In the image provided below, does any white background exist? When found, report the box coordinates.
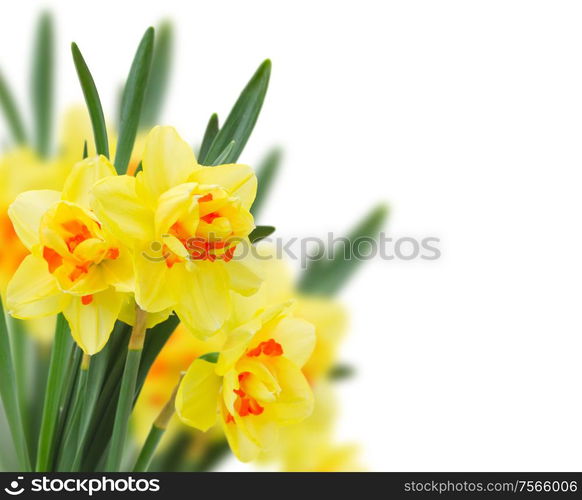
[1,0,582,471]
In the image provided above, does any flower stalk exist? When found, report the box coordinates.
[0,300,31,471]
[105,307,147,471]
[133,373,183,472]
[35,314,73,472]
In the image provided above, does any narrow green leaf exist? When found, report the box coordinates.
[198,113,219,164]
[105,348,143,471]
[210,140,235,166]
[82,140,88,159]
[0,70,27,144]
[140,21,173,129]
[252,148,282,218]
[249,225,275,243]
[328,363,355,381]
[204,59,271,165]
[56,359,89,471]
[115,27,155,174]
[0,300,31,471]
[71,326,120,471]
[7,317,33,458]
[30,12,54,157]
[133,425,165,472]
[36,314,73,472]
[298,204,389,296]
[71,43,109,157]
[198,352,219,363]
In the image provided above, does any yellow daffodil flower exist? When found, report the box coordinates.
[91,125,263,338]
[176,291,316,462]
[6,155,134,354]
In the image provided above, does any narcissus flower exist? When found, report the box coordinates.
[175,296,316,462]
[6,156,133,354]
[91,126,262,337]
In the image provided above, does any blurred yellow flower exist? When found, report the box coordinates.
[0,107,98,290]
[6,156,134,354]
[267,383,362,472]
[91,126,262,338]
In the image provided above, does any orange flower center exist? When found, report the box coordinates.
[246,339,284,358]
[166,193,238,267]
[41,218,120,288]
[233,372,264,418]
[225,339,285,423]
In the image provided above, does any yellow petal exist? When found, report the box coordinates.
[271,317,316,368]
[8,190,60,250]
[269,357,314,424]
[63,287,125,355]
[155,182,198,236]
[175,358,221,431]
[191,164,257,210]
[225,246,264,297]
[101,248,135,293]
[61,155,116,207]
[6,254,64,318]
[142,126,197,201]
[174,262,230,338]
[91,175,155,243]
[118,295,172,329]
[221,415,262,462]
[215,318,262,376]
[134,248,179,313]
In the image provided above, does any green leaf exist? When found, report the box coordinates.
[133,424,165,472]
[115,27,155,174]
[82,140,88,159]
[298,204,389,296]
[36,314,73,472]
[30,12,54,157]
[328,363,355,381]
[249,225,275,243]
[56,356,89,471]
[0,70,27,144]
[198,113,219,164]
[198,352,219,363]
[105,346,142,472]
[0,300,31,471]
[252,148,282,218]
[71,43,109,158]
[204,59,271,165]
[140,21,173,129]
[81,315,178,471]
[210,140,235,166]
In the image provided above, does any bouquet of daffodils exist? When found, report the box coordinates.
[0,14,386,472]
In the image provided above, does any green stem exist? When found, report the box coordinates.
[133,425,165,473]
[105,308,147,471]
[133,372,182,472]
[6,317,32,457]
[57,354,90,471]
[0,301,31,471]
[36,314,73,472]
